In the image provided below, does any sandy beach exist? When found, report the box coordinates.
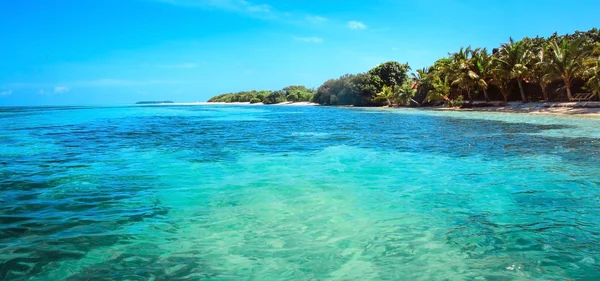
[433,102,600,117]
[138,101,320,106]
[139,101,600,117]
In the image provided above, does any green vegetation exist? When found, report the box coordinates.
[313,62,412,106]
[207,86,315,104]
[413,28,600,105]
[208,28,600,106]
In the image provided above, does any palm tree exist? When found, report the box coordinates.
[426,75,451,103]
[411,67,431,89]
[449,46,477,101]
[491,59,513,103]
[584,56,600,97]
[548,39,591,101]
[496,38,532,102]
[529,46,553,101]
[376,85,395,106]
[472,48,494,102]
[396,82,417,106]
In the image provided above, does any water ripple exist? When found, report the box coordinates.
[1,105,599,280]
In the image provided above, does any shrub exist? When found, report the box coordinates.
[446,96,464,107]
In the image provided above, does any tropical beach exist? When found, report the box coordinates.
[208,29,600,113]
[1,1,600,281]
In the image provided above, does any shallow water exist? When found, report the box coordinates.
[1,105,599,280]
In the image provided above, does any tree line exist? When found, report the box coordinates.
[208,28,600,106]
[207,86,315,104]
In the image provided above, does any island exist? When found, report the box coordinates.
[135,101,175,105]
[207,28,600,114]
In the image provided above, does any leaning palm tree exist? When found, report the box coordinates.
[471,48,494,102]
[396,81,418,106]
[376,85,395,106]
[547,38,592,101]
[530,46,553,101]
[496,38,532,102]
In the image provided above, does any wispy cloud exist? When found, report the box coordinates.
[156,0,329,25]
[7,80,183,90]
[0,90,12,96]
[54,86,69,93]
[157,63,199,69]
[293,36,323,43]
[348,20,367,30]
[37,86,69,95]
[157,0,273,17]
[305,15,327,24]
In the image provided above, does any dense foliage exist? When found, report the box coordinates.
[208,28,600,106]
[312,62,413,106]
[314,28,600,106]
[207,86,315,104]
[413,28,600,104]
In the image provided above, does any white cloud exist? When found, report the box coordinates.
[158,0,272,15]
[293,36,324,43]
[305,15,327,23]
[54,86,69,94]
[0,90,12,96]
[156,0,336,27]
[157,63,198,69]
[347,20,367,30]
[245,3,270,13]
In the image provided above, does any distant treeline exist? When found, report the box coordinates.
[207,86,315,104]
[208,28,600,107]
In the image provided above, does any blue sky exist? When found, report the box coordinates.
[1,0,598,105]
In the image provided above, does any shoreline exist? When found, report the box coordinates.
[137,101,600,117]
[137,101,320,106]
[430,102,600,117]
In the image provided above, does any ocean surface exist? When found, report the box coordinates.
[1,105,599,281]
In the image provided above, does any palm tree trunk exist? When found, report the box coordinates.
[501,88,509,104]
[517,79,527,103]
[541,84,548,101]
[565,80,573,101]
[483,88,490,102]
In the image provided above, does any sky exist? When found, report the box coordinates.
[0,0,599,106]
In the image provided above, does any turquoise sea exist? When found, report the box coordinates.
[1,105,599,280]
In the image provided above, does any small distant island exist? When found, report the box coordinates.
[208,86,315,105]
[135,101,175,105]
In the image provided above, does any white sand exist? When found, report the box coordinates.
[137,101,319,106]
[435,102,600,117]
